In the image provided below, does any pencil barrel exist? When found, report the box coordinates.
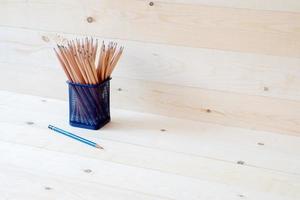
[68,78,111,130]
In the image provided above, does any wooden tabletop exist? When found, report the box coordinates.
[0,91,299,200]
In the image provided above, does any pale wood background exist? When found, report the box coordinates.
[0,0,299,135]
[2,91,300,199]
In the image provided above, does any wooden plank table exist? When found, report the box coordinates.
[0,91,299,200]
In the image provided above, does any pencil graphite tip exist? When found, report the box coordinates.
[55,37,123,84]
[95,144,104,150]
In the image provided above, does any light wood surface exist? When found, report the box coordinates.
[0,91,299,199]
[1,62,299,135]
[0,1,299,136]
[1,2,299,198]
[111,78,300,136]
[0,0,299,57]
[151,0,300,12]
[1,27,300,101]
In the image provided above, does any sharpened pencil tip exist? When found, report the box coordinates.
[95,144,104,149]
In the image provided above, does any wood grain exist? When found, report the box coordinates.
[0,63,299,135]
[0,91,300,199]
[1,27,300,101]
[0,165,166,200]
[1,91,300,174]
[0,0,299,57]
[111,77,300,135]
[2,141,297,200]
[149,0,300,12]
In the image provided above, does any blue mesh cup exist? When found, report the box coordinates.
[67,78,111,130]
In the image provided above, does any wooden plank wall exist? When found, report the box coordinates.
[0,0,299,135]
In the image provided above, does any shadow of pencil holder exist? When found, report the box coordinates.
[67,78,111,130]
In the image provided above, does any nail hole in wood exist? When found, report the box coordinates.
[41,36,50,43]
[86,16,94,23]
[26,121,34,125]
[160,129,167,132]
[44,186,52,190]
[257,142,264,146]
[237,160,245,165]
[83,169,92,173]
[263,87,269,91]
[117,88,122,91]
[206,109,211,113]
[149,1,154,6]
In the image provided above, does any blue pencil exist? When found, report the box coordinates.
[48,125,103,149]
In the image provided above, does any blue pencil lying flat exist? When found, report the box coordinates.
[48,125,103,149]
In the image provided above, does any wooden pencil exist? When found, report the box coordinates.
[54,37,123,124]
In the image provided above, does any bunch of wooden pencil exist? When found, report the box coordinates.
[53,38,123,128]
[54,38,123,84]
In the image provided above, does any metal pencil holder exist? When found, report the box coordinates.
[68,78,111,130]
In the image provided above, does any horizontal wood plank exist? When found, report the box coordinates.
[0,165,167,200]
[0,92,300,199]
[149,0,300,12]
[112,77,300,135]
[3,141,295,200]
[1,91,300,175]
[0,63,299,135]
[1,27,300,101]
[1,138,298,200]
[0,0,299,57]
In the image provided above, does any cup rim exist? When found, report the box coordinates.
[67,77,111,87]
